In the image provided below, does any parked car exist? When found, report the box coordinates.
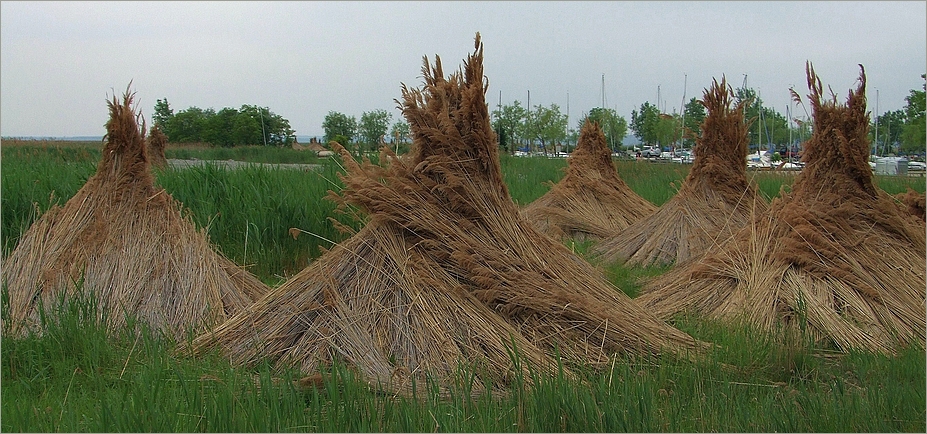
[641,146,661,158]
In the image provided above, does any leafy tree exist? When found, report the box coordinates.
[491,101,528,151]
[761,109,790,149]
[358,109,392,152]
[389,120,411,153]
[203,107,239,147]
[565,127,579,152]
[169,106,210,143]
[735,85,797,151]
[682,97,706,148]
[237,105,293,146]
[528,103,568,155]
[630,102,661,145]
[390,120,410,144]
[232,110,261,146]
[653,113,682,149]
[153,98,173,129]
[261,107,295,146]
[583,107,628,151]
[871,109,906,155]
[901,74,926,154]
[734,86,760,145]
[496,125,510,154]
[149,102,293,146]
[322,111,357,147]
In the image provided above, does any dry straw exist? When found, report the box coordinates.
[2,87,268,340]
[635,63,926,354]
[895,188,925,222]
[522,119,657,241]
[187,34,703,397]
[147,123,169,169]
[593,77,768,267]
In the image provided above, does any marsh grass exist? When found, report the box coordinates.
[165,144,324,164]
[151,161,353,284]
[2,288,923,432]
[2,144,925,432]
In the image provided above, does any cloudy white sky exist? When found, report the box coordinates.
[1,1,925,138]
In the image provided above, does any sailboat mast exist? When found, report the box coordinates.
[679,73,687,150]
[601,74,605,108]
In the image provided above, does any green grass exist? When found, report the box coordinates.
[2,143,926,432]
[2,291,923,432]
[151,161,354,285]
[165,144,324,164]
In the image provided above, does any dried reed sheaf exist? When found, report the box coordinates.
[147,123,169,169]
[187,34,702,397]
[593,77,768,267]
[895,188,925,221]
[635,63,926,354]
[2,87,268,340]
[522,119,657,241]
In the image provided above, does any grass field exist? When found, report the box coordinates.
[2,140,925,432]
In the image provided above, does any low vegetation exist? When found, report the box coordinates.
[2,140,925,432]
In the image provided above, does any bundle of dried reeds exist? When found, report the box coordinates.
[2,88,268,340]
[895,187,925,221]
[635,63,926,354]
[147,123,169,169]
[188,34,702,397]
[593,77,768,267]
[522,119,657,241]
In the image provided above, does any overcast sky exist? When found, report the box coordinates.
[2,1,925,138]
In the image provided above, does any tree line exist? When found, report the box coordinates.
[151,74,925,156]
[152,99,295,147]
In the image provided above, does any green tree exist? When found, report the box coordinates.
[389,120,410,152]
[872,109,906,155]
[735,87,757,139]
[262,108,295,146]
[153,98,173,130]
[630,102,661,145]
[203,107,238,147]
[148,102,293,146]
[762,109,790,149]
[238,105,294,146]
[583,107,628,151]
[528,103,568,155]
[682,97,705,148]
[653,113,682,149]
[231,110,261,146]
[169,106,209,143]
[322,111,358,147]
[491,101,528,151]
[901,74,926,154]
[359,109,393,152]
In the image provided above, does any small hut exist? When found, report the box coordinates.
[188,34,702,397]
[522,119,657,241]
[2,88,268,340]
[593,77,768,267]
[635,63,926,354]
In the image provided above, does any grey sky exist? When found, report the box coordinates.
[2,1,925,138]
